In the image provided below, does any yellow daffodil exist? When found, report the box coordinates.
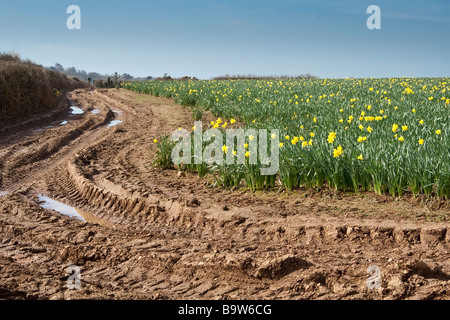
[327,131,337,144]
[333,145,344,158]
[392,124,398,133]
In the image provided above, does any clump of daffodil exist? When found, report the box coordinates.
[357,136,367,143]
[333,145,344,158]
[327,131,336,144]
[392,124,399,133]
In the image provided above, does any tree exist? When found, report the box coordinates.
[114,72,120,89]
[54,63,63,71]
[88,72,104,81]
[121,73,133,80]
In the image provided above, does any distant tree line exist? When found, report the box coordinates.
[46,63,316,85]
[46,63,153,86]
[212,74,317,80]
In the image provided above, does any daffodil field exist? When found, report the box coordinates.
[123,78,450,198]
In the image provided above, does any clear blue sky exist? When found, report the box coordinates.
[0,0,449,79]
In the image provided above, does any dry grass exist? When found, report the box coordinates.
[0,53,86,120]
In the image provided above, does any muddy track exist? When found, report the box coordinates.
[0,89,449,300]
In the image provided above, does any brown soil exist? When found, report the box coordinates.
[0,89,449,300]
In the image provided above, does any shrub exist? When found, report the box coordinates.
[0,52,85,121]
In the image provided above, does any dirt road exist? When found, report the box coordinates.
[0,89,449,300]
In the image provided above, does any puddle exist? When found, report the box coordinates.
[107,120,123,128]
[60,121,68,126]
[38,194,85,221]
[0,191,9,197]
[33,125,54,133]
[70,106,84,115]
[91,109,101,114]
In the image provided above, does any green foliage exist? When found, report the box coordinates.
[192,107,203,121]
[127,77,450,198]
[153,134,176,169]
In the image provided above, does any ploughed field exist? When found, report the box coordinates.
[0,87,449,300]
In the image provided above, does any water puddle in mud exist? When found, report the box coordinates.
[107,120,123,128]
[0,191,9,197]
[32,125,54,133]
[60,121,68,126]
[70,106,84,115]
[91,109,101,114]
[37,195,85,221]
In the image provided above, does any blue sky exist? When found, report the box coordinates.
[0,0,449,79]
